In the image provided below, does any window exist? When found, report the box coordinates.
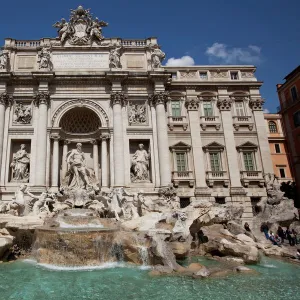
[200,72,208,79]
[231,72,239,80]
[203,101,213,116]
[210,152,221,172]
[291,86,298,101]
[171,101,181,117]
[279,168,286,178]
[235,101,245,116]
[215,197,226,204]
[275,144,281,153]
[294,111,300,128]
[268,121,277,133]
[243,152,254,171]
[176,152,187,172]
[180,197,190,208]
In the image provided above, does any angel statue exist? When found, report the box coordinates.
[109,45,123,69]
[149,44,165,69]
[53,18,72,43]
[90,17,108,43]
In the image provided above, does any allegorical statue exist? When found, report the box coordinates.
[66,143,94,189]
[38,46,51,70]
[90,17,108,43]
[149,44,165,69]
[53,18,72,44]
[10,144,30,182]
[0,51,9,71]
[131,144,151,182]
[109,45,123,69]
[13,103,32,124]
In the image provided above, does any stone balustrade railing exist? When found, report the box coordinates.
[167,116,188,131]
[240,170,264,187]
[16,40,41,48]
[206,171,229,187]
[172,170,194,187]
[121,40,147,47]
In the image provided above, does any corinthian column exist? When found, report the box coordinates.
[111,92,127,186]
[149,92,171,186]
[91,140,99,180]
[34,91,50,187]
[101,133,110,187]
[0,92,12,171]
[50,133,60,188]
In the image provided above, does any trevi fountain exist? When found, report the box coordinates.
[0,5,300,300]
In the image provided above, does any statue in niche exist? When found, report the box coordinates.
[131,144,151,182]
[10,144,30,182]
[65,143,96,190]
[149,44,165,69]
[13,103,32,124]
[38,46,51,70]
[0,51,9,71]
[109,45,123,69]
[128,102,147,125]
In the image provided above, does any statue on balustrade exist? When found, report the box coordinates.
[53,18,72,44]
[149,44,165,69]
[10,144,30,182]
[0,51,9,71]
[38,46,51,70]
[109,45,123,69]
[131,144,151,182]
[65,143,96,190]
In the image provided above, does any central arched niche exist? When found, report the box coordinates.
[59,107,101,134]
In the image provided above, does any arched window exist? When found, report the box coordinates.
[268,121,277,133]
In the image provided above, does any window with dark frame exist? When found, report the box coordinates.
[291,86,298,101]
[293,111,300,128]
[279,168,286,178]
[231,72,238,80]
[268,121,277,133]
[275,144,281,153]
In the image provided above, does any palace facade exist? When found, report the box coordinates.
[0,6,273,220]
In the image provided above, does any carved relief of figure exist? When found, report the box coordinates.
[66,143,94,189]
[150,44,165,69]
[109,45,123,69]
[13,103,32,124]
[0,51,9,71]
[38,46,51,70]
[131,144,151,182]
[128,103,147,125]
[53,18,72,43]
[10,144,30,182]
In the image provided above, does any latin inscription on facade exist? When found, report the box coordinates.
[52,53,109,69]
[17,56,36,70]
[126,54,145,69]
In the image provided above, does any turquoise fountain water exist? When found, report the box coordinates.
[0,256,300,300]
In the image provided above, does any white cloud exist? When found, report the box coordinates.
[165,56,195,67]
[206,43,262,64]
[263,108,270,113]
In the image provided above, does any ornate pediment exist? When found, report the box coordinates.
[236,141,258,150]
[203,142,225,151]
[53,6,108,46]
[169,141,191,150]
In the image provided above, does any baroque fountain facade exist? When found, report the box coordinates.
[1,6,297,270]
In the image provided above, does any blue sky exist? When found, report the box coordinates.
[1,0,300,113]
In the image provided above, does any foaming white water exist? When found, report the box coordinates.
[261,264,277,268]
[58,221,104,229]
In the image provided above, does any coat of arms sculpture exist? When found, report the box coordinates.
[53,5,108,46]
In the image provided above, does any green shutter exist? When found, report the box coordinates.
[171,101,181,117]
[203,101,213,116]
[210,152,221,172]
[243,152,254,171]
[176,153,186,172]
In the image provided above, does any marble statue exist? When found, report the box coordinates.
[149,44,165,69]
[38,46,51,70]
[264,173,285,205]
[66,143,93,189]
[53,18,71,44]
[0,51,9,71]
[10,144,30,182]
[29,191,55,216]
[13,103,32,124]
[128,102,147,125]
[109,45,123,69]
[131,144,151,182]
[53,6,108,45]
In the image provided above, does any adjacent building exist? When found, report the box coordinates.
[264,113,293,182]
[277,66,300,196]
[0,6,274,220]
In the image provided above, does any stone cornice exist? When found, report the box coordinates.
[148,72,171,83]
[106,72,129,83]
[32,72,55,82]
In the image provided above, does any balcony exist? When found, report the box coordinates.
[232,116,254,131]
[206,171,229,187]
[200,116,221,131]
[240,170,264,187]
[167,116,188,131]
[172,171,194,187]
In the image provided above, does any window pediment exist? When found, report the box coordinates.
[169,141,191,151]
[203,142,225,152]
[236,141,258,151]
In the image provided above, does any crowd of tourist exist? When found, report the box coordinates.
[261,222,300,247]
